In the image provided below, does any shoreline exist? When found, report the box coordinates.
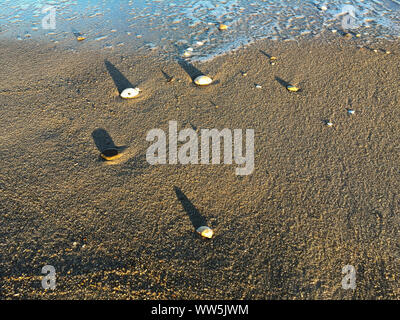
[1,36,400,299]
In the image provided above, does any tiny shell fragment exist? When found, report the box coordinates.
[196,226,214,238]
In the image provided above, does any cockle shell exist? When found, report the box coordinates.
[287,85,300,92]
[120,87,141,99]
[196,226,214,239]
[218,24,228,30]
[100,148,122,161]
[194,75,213,86]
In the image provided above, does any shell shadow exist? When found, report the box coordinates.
[176,57,220,86]
[161,69,174,82]
[259,49,273,59]
[72,31,83,38]
[104,60,135,94]
[176,57,203,81]
[275,76,290,88]
[91,128,127,160]
[174,186,207,230]
[71,27,84,39]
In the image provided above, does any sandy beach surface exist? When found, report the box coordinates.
[1,36,400,299]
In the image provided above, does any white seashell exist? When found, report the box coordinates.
[120,87,140,99]
[320,5,328,11]
[196,226,214,238]
[255,84,262,89]
[194,75,213,86]
[183,50,192,57]
[326,121,333,127]
[347,109,355,115]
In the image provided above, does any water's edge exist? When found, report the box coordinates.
[1,0,400,61]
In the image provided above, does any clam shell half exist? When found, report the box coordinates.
[120,87,141,99]
[194,75,213,86]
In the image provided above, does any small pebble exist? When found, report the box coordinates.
[344,33,353,40]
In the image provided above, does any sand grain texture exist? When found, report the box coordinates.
[1,38,400,299]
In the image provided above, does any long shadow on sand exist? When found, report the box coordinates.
[176,58,220,85]
[104,60,134,94]
[174,186,207,230]
[161,69,174,82]
[259,49,273,59]
[176,57,204,81]
[92,128,127,156]
[275,76,290,88]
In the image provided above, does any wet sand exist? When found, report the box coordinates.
[1,36,400,299]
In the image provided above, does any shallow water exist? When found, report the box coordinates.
[1,0,400,60]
